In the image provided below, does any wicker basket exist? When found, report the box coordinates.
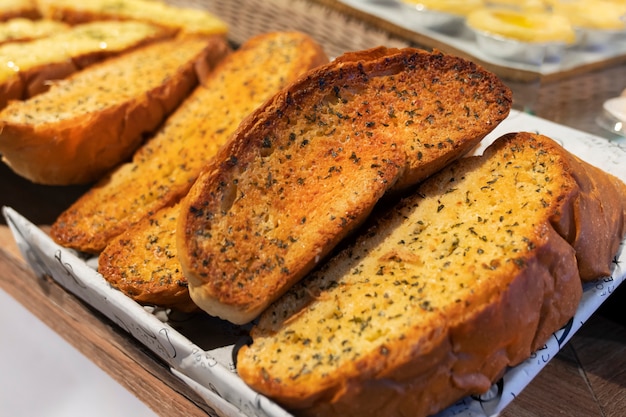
[166,0,411,58]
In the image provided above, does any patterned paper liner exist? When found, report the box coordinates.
[4,110,626,417]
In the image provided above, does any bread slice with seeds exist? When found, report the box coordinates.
[236,132,626,417]
[0,34,228,185]
[177,47,513,324]
[50,32,328,255]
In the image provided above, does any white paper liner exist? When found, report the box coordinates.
[4,110,626,417]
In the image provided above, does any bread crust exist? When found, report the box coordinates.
[177,47,512,324]
[49,32,328,255]
[236,132,626,417]
[549,148,626,280]
[0,35,228,185]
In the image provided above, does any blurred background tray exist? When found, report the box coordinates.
[326,0,626,82]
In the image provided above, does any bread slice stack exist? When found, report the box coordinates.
[85,32,329,310]
[176,46,513,325]
[236,132,626,417]
[0,34,229,185]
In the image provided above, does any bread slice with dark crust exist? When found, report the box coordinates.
[0,34,228,185]
[177,47,513,324]
[51,32,328,254]
[236,132,626,417]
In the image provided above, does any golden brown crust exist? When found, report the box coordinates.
[0,35,228,185]
[0,18,69,46]
[548,149,626,280]
[92,32,329,308]
[177,47,512,324]
[49,31,328,254]
[0,0,40,21]
[236,132,626,417]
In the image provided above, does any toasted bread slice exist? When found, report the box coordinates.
[96,33,328,309]
[0,18,69,45]
[177,47,512,324]
[237,132,626,417]
[0,20,174,108]
[37,0,228,36]
[0,0,39,21]
[50,32,328,254]
[0,35,229,185]
[97,203,198,312]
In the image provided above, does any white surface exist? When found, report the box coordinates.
[0,287,158,417]
[604,96,626,123]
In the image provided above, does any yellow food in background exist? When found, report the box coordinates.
[401,0,484,16]
[485,0,549,12]
[467,8,577,43]
[0,0,40,20]
[549,0,626,30]
[0,18,68,45]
